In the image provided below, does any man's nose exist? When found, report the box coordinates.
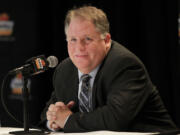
[77,40,86,51]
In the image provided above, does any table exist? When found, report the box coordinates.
[0,127,155,135]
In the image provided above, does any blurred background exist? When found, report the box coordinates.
[0,0,179,129]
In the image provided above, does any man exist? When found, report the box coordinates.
[41,6,177,133]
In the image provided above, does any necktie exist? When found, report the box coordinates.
[79,74,91,113]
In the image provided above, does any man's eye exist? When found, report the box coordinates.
[71,38,76,42]
[68,38,76,44]
[84,37,93,44]
[85,37,92,41]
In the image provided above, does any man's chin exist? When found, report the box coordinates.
[76,65,92,73]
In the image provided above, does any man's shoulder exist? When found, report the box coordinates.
[100,40,146,75]
[56,58,75,69]
[54,58,77,75]
[53,57,77,83]
[111,40,136,58]
[107,40,143,65]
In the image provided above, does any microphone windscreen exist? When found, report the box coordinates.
[47,56,58,68]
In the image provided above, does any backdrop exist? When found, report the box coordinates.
[0,0,179,128]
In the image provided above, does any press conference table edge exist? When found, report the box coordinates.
[0,127,157,135]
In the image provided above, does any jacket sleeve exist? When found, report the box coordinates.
[64,58,150,132]
[40,90,57,122]
[40,63,61,122]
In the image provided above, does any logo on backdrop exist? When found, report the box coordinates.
[9,73,31,100]
[0,12,15,42]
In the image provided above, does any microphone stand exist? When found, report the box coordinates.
[9,75,48,135]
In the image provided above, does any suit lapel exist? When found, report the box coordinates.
[68,69,79,111]
[91,62,104,110]
[91,47,111,110]
[92,82,97,110]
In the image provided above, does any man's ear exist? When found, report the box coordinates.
[104,33,111,50]
[104,33,111,44]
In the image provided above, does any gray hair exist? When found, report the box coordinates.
[64,6,110,39]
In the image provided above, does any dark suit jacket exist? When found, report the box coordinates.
[41,40,177,133]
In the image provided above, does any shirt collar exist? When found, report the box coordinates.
[78,65,101,82]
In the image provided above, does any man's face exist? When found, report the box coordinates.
[66,17,111,74]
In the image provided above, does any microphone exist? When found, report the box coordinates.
[9,55,58,76]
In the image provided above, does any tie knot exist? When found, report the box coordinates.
[81,74,91,83]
